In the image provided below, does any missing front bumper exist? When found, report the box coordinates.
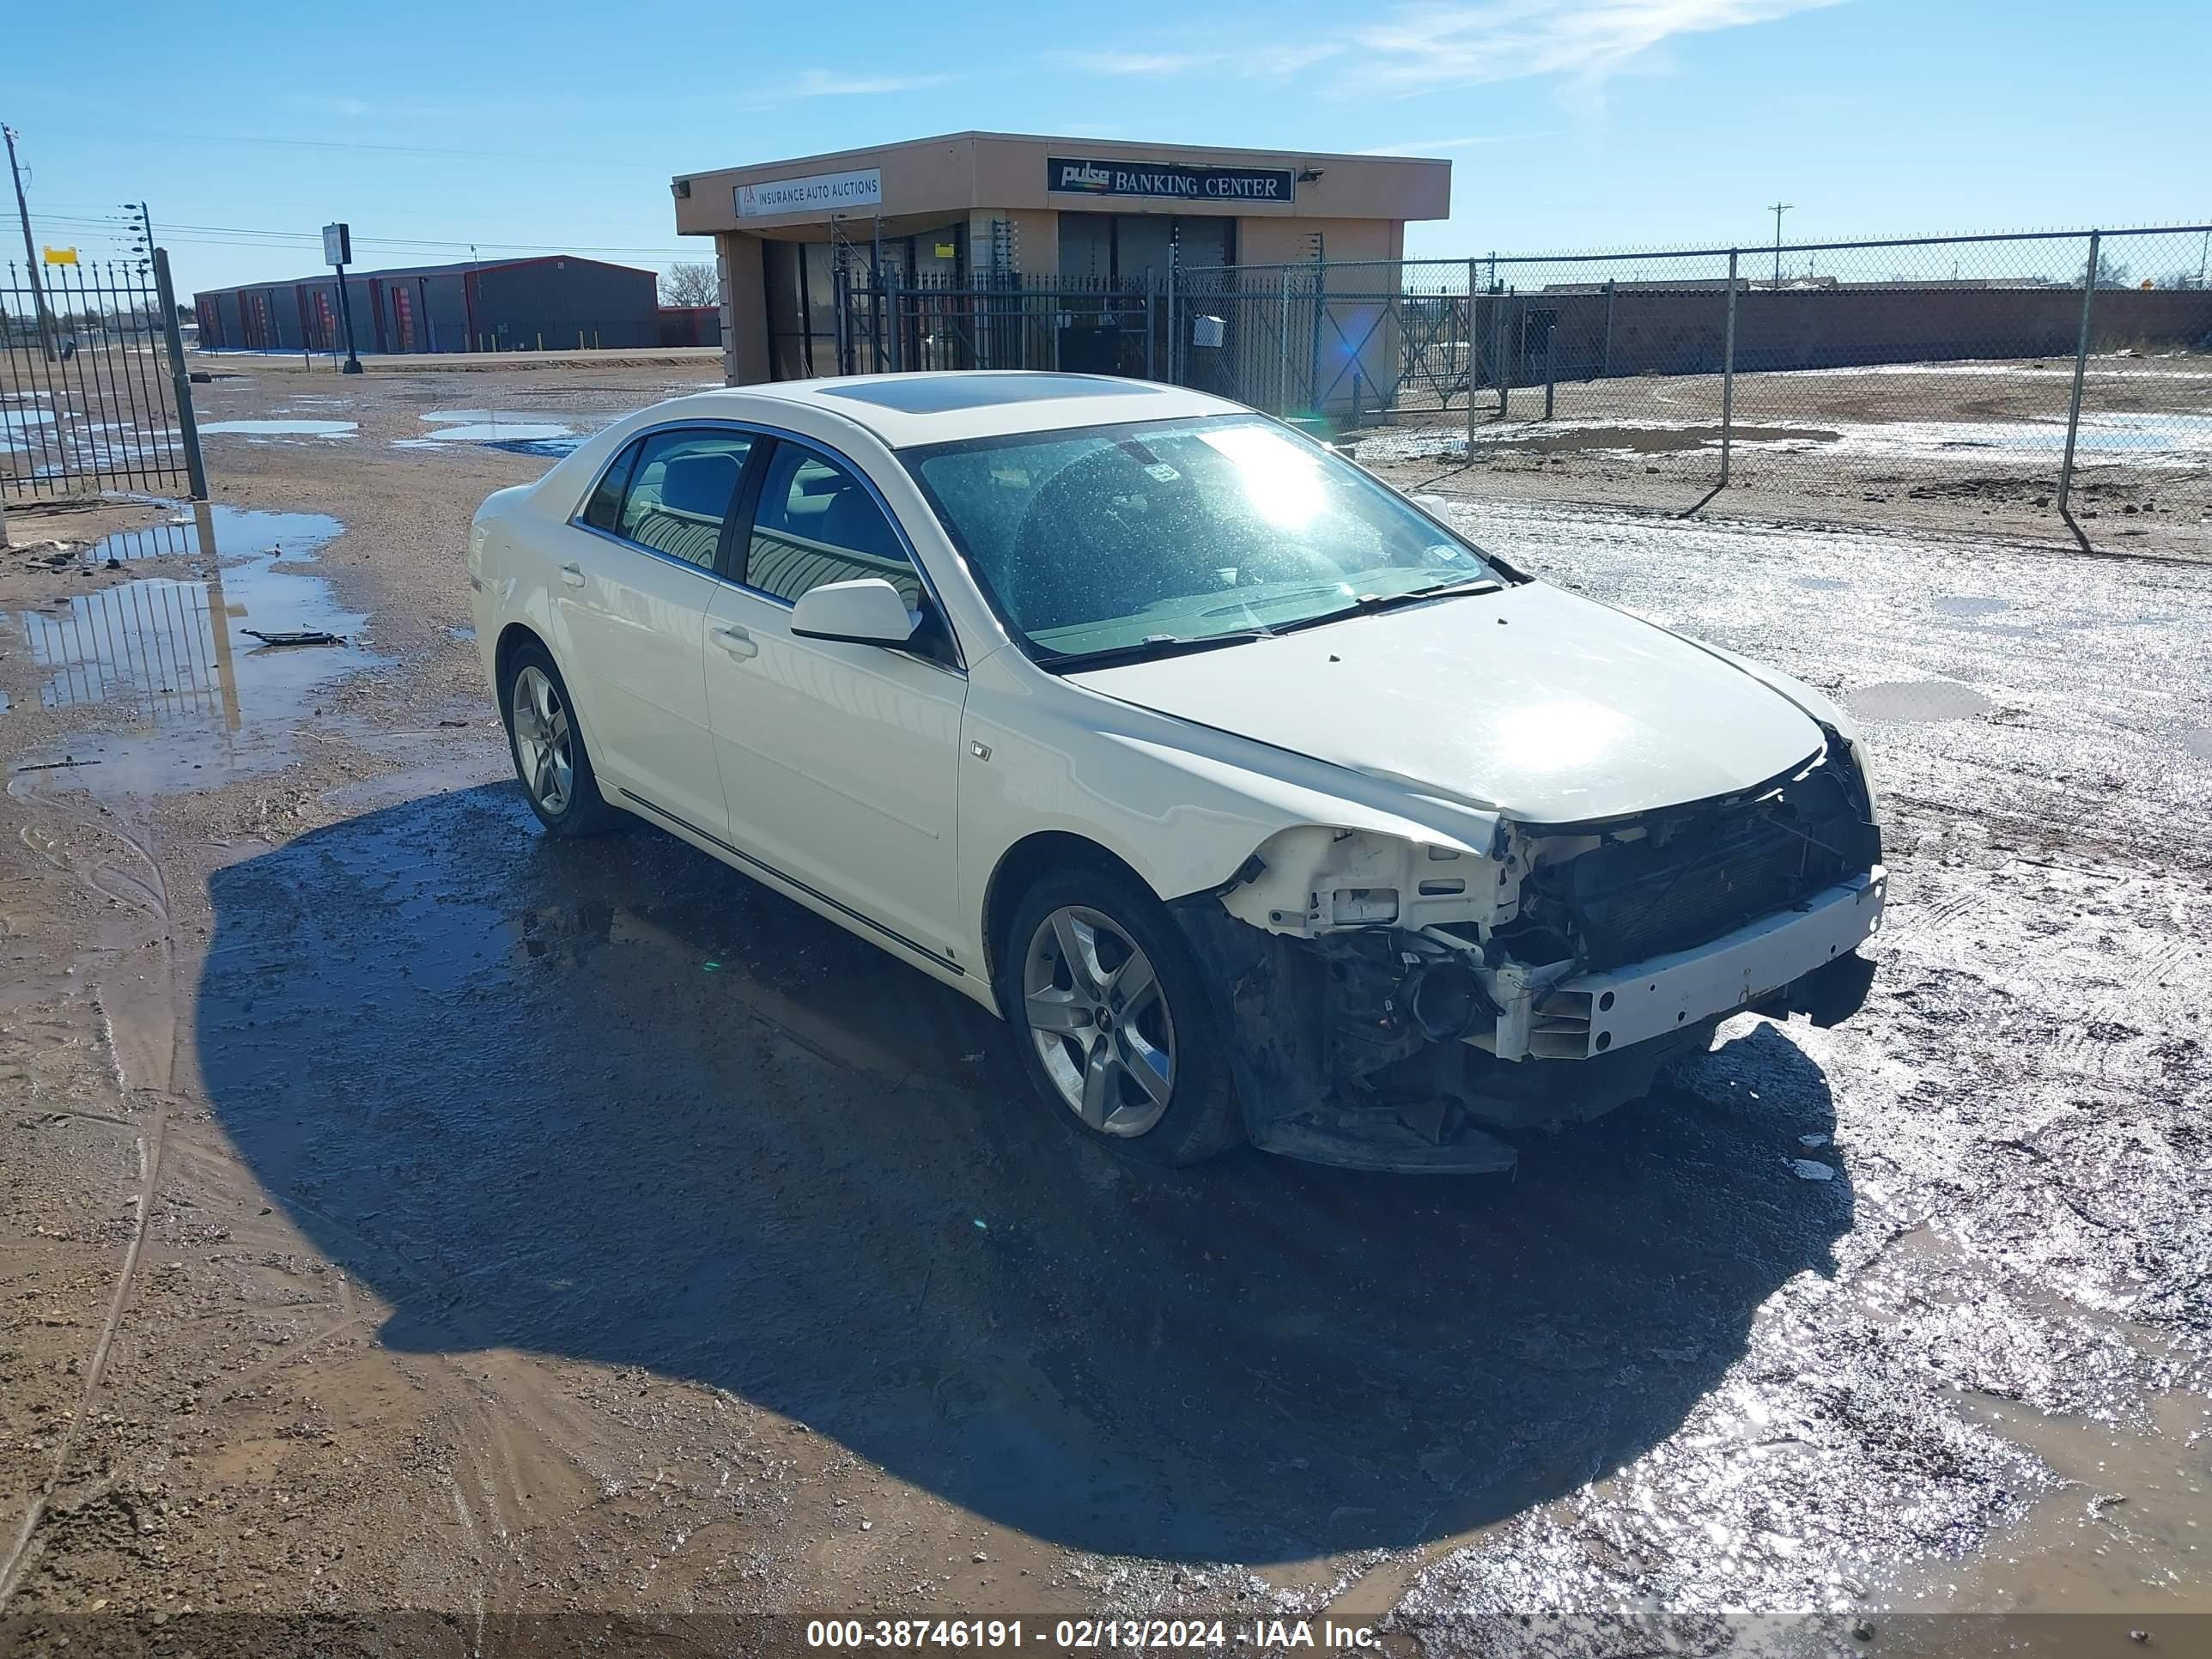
[1169,866,1884,1176]
[1515,867,1887,1060]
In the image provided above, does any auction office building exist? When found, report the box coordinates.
[671,131,1450,386]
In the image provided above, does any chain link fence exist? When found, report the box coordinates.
[1162,227,2212,550]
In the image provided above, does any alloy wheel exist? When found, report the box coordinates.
[510,665,574,815]
[1021,904,1176,1136]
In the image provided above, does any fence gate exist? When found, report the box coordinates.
[2,248,206,505]
[841,271,1161,380]
[1170,263,1481,425]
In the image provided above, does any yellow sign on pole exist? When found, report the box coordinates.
[42,246,78,265]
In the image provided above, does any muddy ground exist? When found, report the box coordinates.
[1,364,2208,1657]
[1353,352,2212,561]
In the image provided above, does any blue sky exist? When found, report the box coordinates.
[6,0,2205,297]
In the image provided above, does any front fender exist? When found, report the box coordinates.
[956,649,1504,963]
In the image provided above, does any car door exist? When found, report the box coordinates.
[702,438,969,971]
[556,426,754,841]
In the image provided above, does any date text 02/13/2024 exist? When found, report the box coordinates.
[804,1618,1380,1650]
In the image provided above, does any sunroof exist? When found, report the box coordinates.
[815,374,1163,415]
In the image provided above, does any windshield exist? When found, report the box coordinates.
[907,416,1511,665]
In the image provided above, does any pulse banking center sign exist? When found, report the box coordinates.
[1047,156,1296,204]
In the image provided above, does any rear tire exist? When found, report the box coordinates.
[500,640,623,837]
[1000,860,1243,1166]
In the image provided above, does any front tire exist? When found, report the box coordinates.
[500,641,623,836]
[1001,861,1243,1166]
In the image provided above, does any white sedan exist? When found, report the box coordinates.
[468,372,1884,1173]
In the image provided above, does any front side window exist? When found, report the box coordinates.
[612,428,753,568]
[908,416,1511,665]
[745,445,921,609]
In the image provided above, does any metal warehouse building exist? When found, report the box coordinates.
[193,254,659,355]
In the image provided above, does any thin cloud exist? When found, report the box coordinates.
[1347,0,1844,94]
[1052,51,1212,75]
[724,70,959,108]
[1050,1,1838,98]
[1353,132,1561,154]
[284,94,372,118]
[787,70,957,97]
[1052,42,1345,77]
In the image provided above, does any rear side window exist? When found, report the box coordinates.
[580,441,640,532]
[616,428,754,569]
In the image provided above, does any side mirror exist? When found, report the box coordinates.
[788,577,918,647]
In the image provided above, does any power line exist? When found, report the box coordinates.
[93,128,658,172]
[27,210,690,262]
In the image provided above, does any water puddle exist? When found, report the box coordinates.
[9,501,379,794]
[396,409,587,458]
[2,407,58,438]
[1362,410,2212,471]
[1844,679,1996,722]
[1742,412,2212,466]
[1906,1387,2212,1612]
[198,418,357,440]
[80,504,342,564]
[4,421,182,477]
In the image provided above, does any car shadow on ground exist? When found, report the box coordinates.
[195,782,1851,1562]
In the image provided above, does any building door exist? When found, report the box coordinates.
[1170,216,1233,270]
[1058,213,1112,279]
[763,240,815,379]
[1114,216,1173,283]
[392,285,416,352]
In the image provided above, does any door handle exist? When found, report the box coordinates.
[711,625,758,660]
[558,562,585,588]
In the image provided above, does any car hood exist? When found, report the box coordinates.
[1067,582,1826,823]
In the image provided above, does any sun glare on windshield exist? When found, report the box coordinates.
[1196,423,1327,529]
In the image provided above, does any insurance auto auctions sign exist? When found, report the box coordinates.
[1047,156,1295,204]
[736,167,884,219]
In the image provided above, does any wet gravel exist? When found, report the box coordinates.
[0,367,2206,1654]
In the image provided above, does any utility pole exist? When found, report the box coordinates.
[1766,201,1792,288]
[3,123,59,360]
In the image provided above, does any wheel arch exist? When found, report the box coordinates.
[980,830,1155,999]
[492,621,547,707]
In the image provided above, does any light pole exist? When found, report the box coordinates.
[1767,201,1792,287]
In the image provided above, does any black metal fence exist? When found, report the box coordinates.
[841,270,1163,380]
[2,249,206,502]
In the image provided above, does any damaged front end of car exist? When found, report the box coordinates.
[1170,732,1887,1173]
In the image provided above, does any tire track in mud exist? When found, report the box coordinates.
[0,793,178,1607]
